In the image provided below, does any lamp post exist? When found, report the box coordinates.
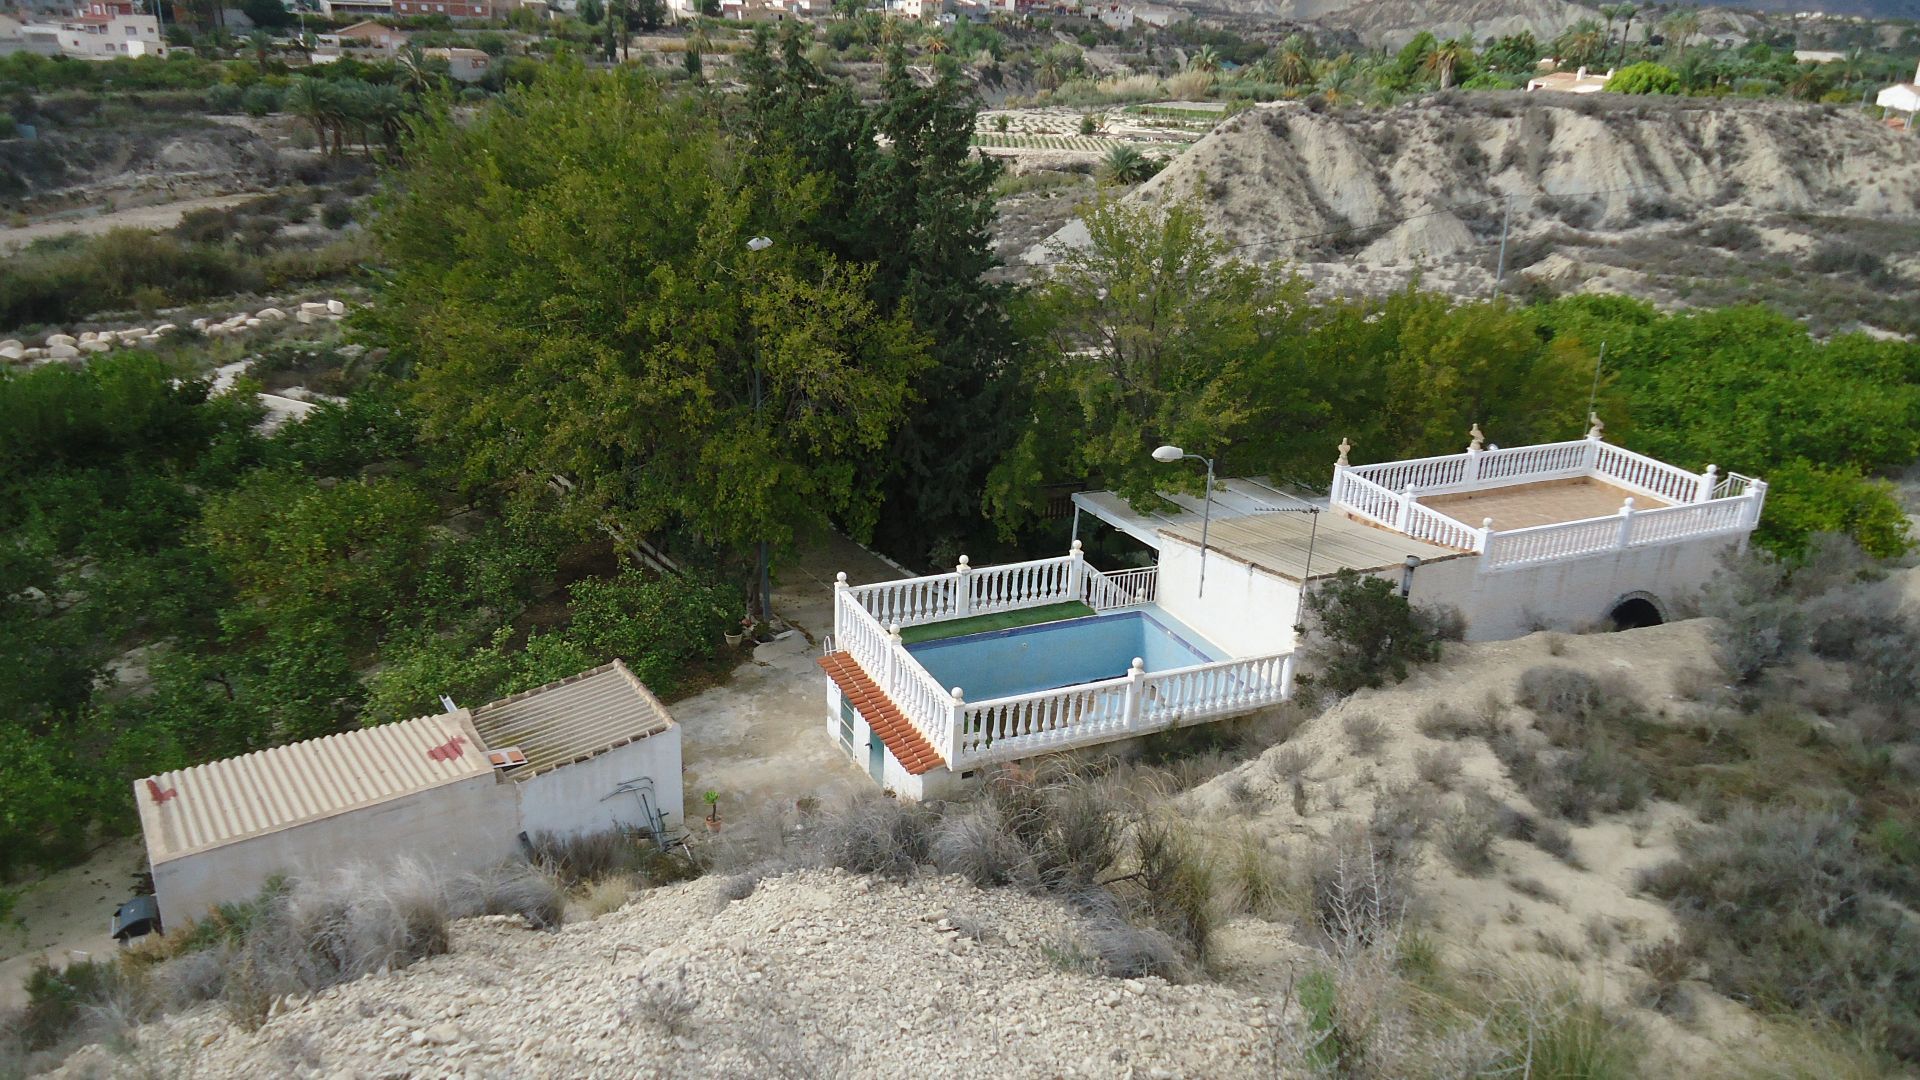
[1152,445,1214,598]
[744,235,774,627]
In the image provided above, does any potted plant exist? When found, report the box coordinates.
[724,615,751,648]
[703,789,722,831]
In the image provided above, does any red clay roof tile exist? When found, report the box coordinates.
[817,652,945,776]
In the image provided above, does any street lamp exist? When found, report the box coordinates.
[1152,445,1214,598]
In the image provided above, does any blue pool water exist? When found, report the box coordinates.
[906,607,1223,702]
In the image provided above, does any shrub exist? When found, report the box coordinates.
[810,795,933,877]
[1342,712,1385,754]
[452,863,567,929]
[562,570,740,695]
[930,802,1034,887]
[1442,803,1498,877]
[1606,61,1680,95]
[320,198,354,229]
[1309,826,1409,947]
[1632,938,1694,1017]
[1129,817,1215,964]
[1414,747,1462,790]
[1698,218,1760,251]
[20,958,129,1051]
[1640,806,1920,1059]
[1299,569,1451,696]
[1417,703,1485,739]
[1700,550,1804,682]
[0,112,15,139]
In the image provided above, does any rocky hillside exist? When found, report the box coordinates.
[0,119,283,216]
[1184,0,1593,49]
[1027,93,1920,334]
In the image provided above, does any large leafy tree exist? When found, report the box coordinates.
[375,63,928,585]
[738,31,1026,561]
[986,198,1310,525]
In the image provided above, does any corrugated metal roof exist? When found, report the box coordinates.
[1161,510,1465,583]
[468,660,674,781]
[135,711,490,864]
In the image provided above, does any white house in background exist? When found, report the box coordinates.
[1877,63,1920,125]
[1793,49,1846,63]
[1527,65,1612,93]
[318,0,396,18]
[426,45,490,80]
[135,661,682,930]
[819,422,1766,799]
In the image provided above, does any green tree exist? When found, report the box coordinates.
[739,34,1027,561]
[376,64,929,591]
[1607,60,1681,94]
[987,197,1307,523]
[1298,569,1451,696]
[1420,37,1473,90]
[1098,144,1162,184]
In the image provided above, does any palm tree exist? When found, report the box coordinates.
[1661,9,1701,62]
[1613,4,1639,64]
[1316,53,1357,104]
[923,33,948,55]
[1035,49,1064,90]
[248,29,273,72]
[1188,44,1220,74]
[283,77,334,155]
[1273,34,1312,87]
[1421,38,1471,90]
[1099,144,1161,185]
[1556,20,1607,69]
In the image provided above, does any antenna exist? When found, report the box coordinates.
[1585,340,1607,430]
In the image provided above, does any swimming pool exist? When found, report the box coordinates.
[905,607,1224,702]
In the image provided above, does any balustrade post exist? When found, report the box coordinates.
[887,623,903,689]
[833,572,848,648]
[1476,517,1494,553]
[1697,464,1719,504]
[948,687,965,768]
[1280,654,1297,701]
[1395,485,1418,533]
[1745,480,1769,527]
[1068,539,1086,601]
[1122,657,1146,731]
[954,556,972,617]
[1616,498,1636,549]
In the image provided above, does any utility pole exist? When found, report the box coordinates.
[1492,196,1512,298]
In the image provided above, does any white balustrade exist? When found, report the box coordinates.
[1482,517,1624,570]
[1084,566,1158,610]
[1626,498,1753,547]
[1140,653,1292,726]
[967,555,1076,616]
[1402,501,1485,551]
[1332,470,1400,528]
[952,651,1296,769]
[1591,442,1702,505]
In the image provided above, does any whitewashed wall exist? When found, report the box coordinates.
[1153,538,1303,658]
[1410,535,1735,640]
[516,730,683,841]
[151,773,519,930]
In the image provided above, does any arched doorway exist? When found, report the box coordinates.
[1608,595,1664,631]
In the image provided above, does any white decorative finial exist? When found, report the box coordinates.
[1587,411,1605,440]
[1071,538,1083,552]
[1482,517,1494,529]
[889,622,902,640]
[1468,423,1485,453]
[835,571,848,585]
[1336,437,1352,467]
[950,687,965,703]
[957,555,970,570]
[1130,657,1146,673]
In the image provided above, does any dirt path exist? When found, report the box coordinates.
[673,532,908,829]
[0,193,260,253]
[0,838,144,1010]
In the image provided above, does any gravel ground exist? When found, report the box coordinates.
[52,870,1288,1079]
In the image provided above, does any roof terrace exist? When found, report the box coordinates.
[1331,420,1766,571]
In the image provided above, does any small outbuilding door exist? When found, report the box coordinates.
[868,736,885,782]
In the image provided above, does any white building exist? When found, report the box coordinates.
[820,424,1766,799]
[136,661,682,930]
[426,45,490,80]
[27,7,166,60]
[1527,65,1612,93]
[1877,63,1920,123]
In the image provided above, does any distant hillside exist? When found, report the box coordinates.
[1029,94,1920,335]
[1177,0,1593,47]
